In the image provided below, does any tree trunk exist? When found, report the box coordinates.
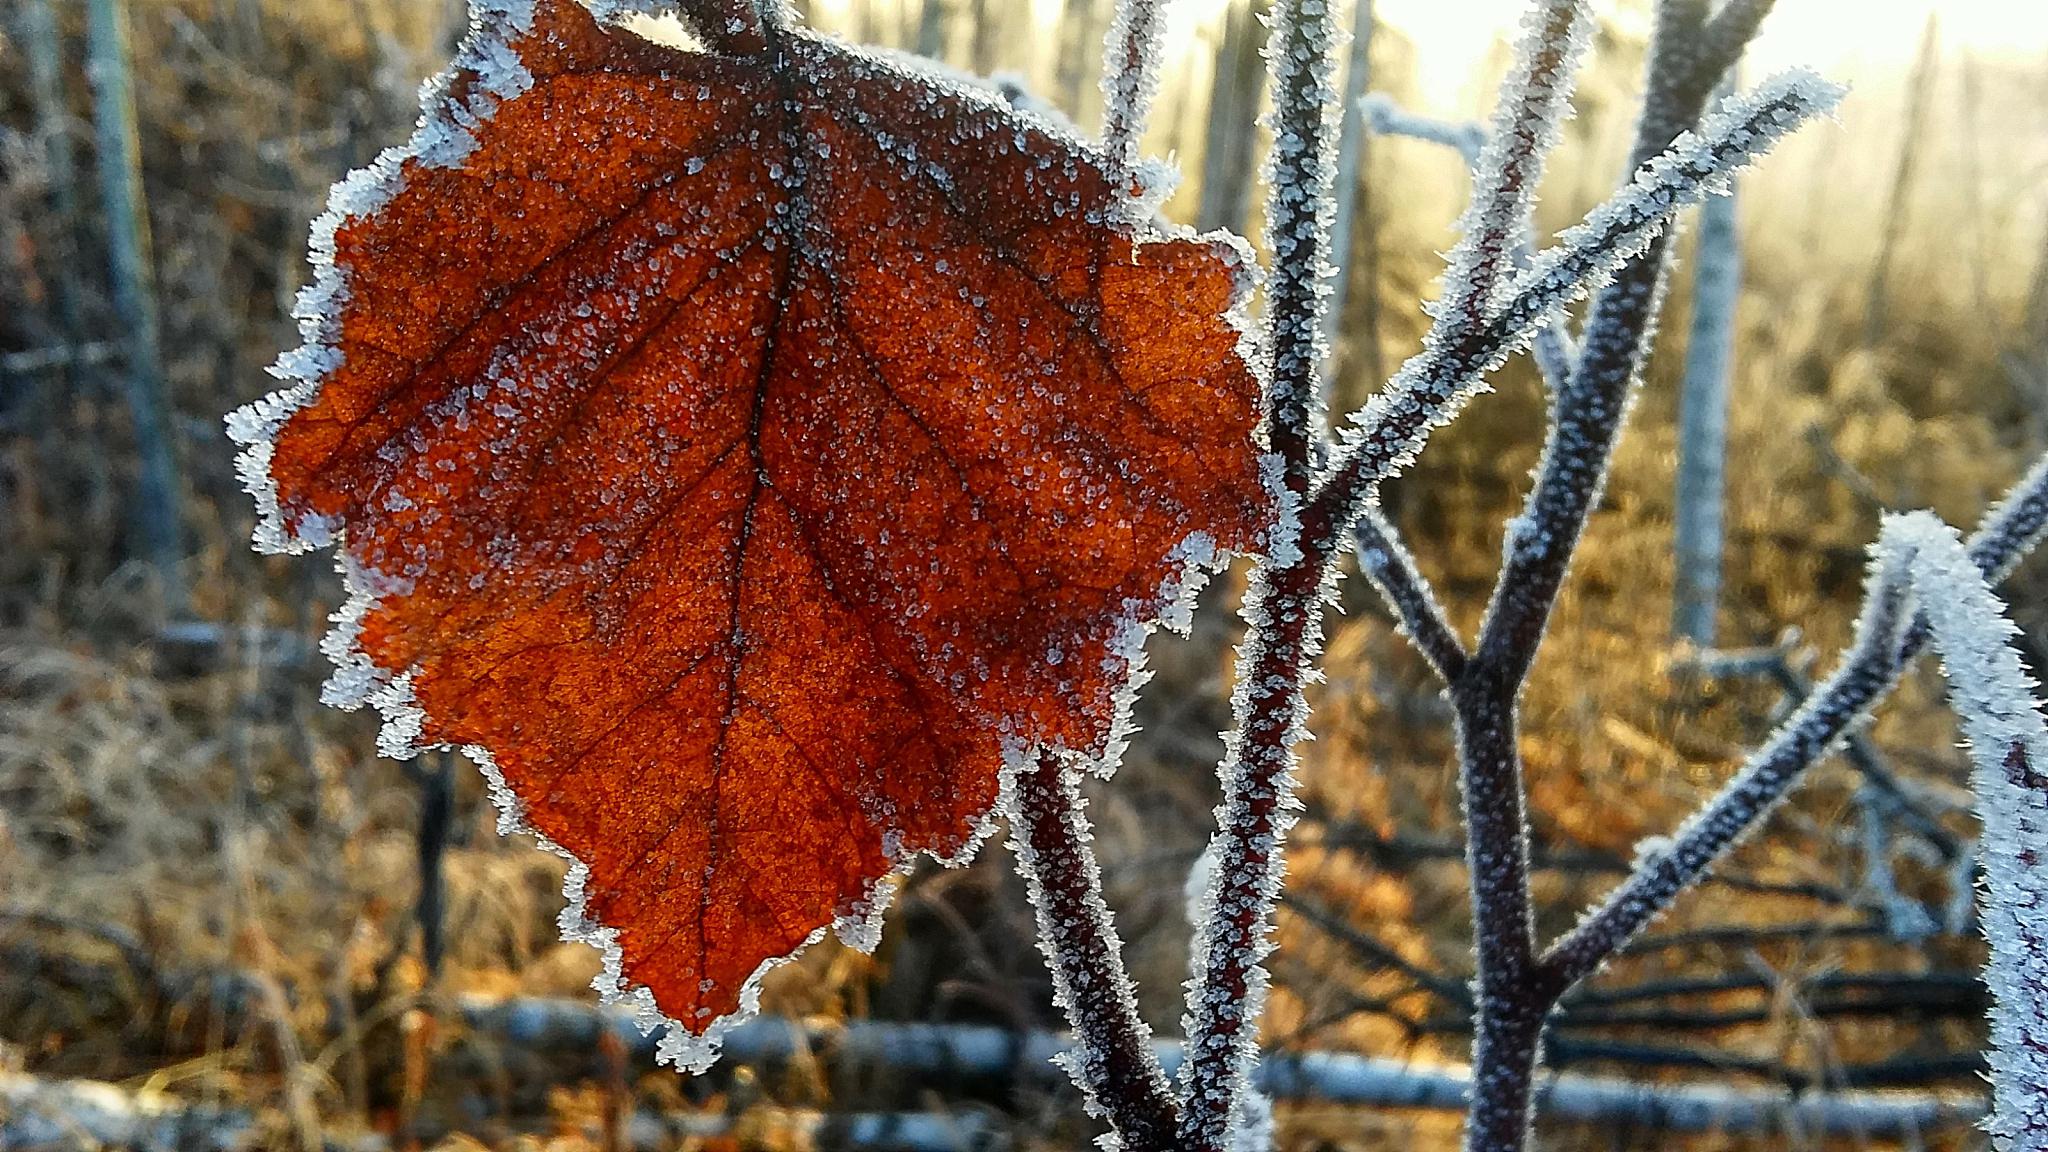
[85,0,185,614]
[1056,0,1102,122]
[914,0,948,60]
[1325,0,1376,386]
[1671,105,1741,647]
[968,0,997,75]
[1196,0,1268,236]
[1864,13,1937,344]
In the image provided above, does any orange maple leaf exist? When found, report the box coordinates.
[229,0,1269,1066]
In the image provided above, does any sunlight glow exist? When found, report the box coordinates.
[1376,0,2048,112]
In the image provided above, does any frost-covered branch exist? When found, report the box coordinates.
[1258,0,1345,483]
[1327,73,1843,528]
[1308,69,1837,542]
[1468,2,1802,681]
[1490,72,1839,382]
[1179,8,1832,1151]
[1011,752,1180,1151]
[453,998,1986,1136]
[1892,514,2048,1152]
[1676,636,1965,861]
[1355,507,1467,680]
[1101,0,1168,179]
[1970,451,2048,583]
[1435,0,1590,331]
[1550,451,2048,986]
[1324,90,1841,1147]
[1361,93,1486,166]
[1433,8,1816,1148]
[1356,95,1579,389]
[1174,0,1347,1144]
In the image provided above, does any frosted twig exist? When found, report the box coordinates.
[1258,0,1345,486]
[1100,0,1168,182]
[1175,0,1353,1135]
[1174,486,1336,1152]
[1494,72,1841,363]
[1356,94,1579,388]
[1360,93,1486,167]
[1010,751,1180,1151]
[1354,507,1467,680]
[1435,0,1590,332]
[1549,450,2048,985]
[1677,638,1964,861]
[1866,512,2048,1152]
[1970,450,2048,584]
[1305,70,1837,548]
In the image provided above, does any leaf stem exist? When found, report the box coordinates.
[1011,751,1181,1151]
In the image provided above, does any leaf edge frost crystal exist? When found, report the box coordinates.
[226,0,1272,1072]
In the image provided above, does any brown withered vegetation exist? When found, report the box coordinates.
[2,0,2045,1149]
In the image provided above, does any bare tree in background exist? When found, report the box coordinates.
[1196,0,1268,236]
[1865,11,1939,345]
[1325,0,1377,384]
[21,0,85,369]
[85,0,186,614]
[1671,79,1741,647]
[914,0,948,59]
[1057,0,1107,120]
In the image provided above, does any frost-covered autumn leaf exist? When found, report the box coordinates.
[226,0,1268,1067]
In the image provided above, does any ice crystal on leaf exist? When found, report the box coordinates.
[227,0,1269,1069]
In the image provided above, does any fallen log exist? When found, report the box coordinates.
[0,975,1989,1144]
[0,1071,253,1152]
[0,1071,993,1152]
[461,996,1986,1138]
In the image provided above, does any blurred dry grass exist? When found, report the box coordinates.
[2,0,2046,1149]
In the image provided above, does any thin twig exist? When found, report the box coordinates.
[1175,0,1345,1143]
[1100,0,1168,181]
[1011,752,1180,1151]
[1353,506,1466,680]
[1550,452,2048,985]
